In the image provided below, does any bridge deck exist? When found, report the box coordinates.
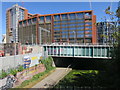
[43,44,113,59]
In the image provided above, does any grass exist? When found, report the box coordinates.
[16,67,56,88]
[55,70,99,87]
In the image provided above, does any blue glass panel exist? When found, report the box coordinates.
[77,27,84,30]
[69,34,74,37]
[54,15,60,20]
[23,20,27,26]
[54,25,61,27]
[61,20,68,23]
[77,31,84,33]
[77,34,84,37]
[62,32,66,34]
[85,34,92,37]
[19,21,22,25]
[54,21,61,23]
[85,22,92,25]
[54,28,60,31]
[69,31,75,34]
[76,13,84,19]
[28,19,32,24]
[61,14,68,20]
[46,16,51,23]
[39,16,44,23]
[69,13,76,19]
[32,18,36,22]
[85,13,92,19]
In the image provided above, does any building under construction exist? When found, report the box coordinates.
[18,10,97,44]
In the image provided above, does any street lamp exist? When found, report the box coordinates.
[73,31,75,44]
[39,27,50,45]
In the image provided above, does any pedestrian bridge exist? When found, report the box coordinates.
[43,44,113,59]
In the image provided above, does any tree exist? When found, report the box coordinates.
[99,5,120,88]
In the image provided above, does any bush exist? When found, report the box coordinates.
[0,70,8,79]
[10,69,17,76]
[17,65,24,72]
[41,56,53,70]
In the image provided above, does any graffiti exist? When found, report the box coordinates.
[0,75,16,90]
[23,56,31,69]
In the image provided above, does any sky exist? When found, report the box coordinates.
[0,1,119,43]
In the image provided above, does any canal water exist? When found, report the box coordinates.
[55,70,99,87]
[53,57,111,88]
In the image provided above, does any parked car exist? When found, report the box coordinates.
[0,50,4,57]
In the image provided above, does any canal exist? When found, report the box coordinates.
[53,57,112,88]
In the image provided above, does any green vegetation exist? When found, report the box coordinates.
[100,6,120,88]
[41,56,53,70]
[10,69,18,76]
[0,70,8,79]
[17,56,55,88]
[0,65,24,79]
[55,70,99,87]
[17,65,24,72]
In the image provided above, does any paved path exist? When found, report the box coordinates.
[31,68,72,88]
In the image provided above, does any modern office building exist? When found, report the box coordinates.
[6,4,37,43]
[97,22,117,44]
[18,10,97,44]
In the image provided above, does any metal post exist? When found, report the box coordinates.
[39,27,41,45]
[39,27,50,45]
[32,34,33,45]
[73,31,75,44]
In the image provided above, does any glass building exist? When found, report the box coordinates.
[97,22,117,44]
[18,10,97,44]
[6,4,33,43]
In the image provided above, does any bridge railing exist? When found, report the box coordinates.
[43,44,113,59]
[42,43,113,46]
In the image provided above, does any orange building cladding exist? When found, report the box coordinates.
[18,10,97,44]
[6,4,41,43]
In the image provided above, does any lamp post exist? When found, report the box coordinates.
[39,27,50,45]
[73,31,76,44]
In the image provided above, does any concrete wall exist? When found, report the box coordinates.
[0,53,43,71]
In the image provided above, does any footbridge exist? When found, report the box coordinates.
[43,44,113,59]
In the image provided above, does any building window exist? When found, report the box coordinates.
[39,16,44,23]
[85,22,92,25]
[76,13,84,19]
[85,39,92,43]
[23,20,27,26]
[54,24,61,27]
[19,21,22,27]
[54,21,61,24]
[77,34,84,38]
[46,16,51,23]
[28,19,32,25]
[85,34,92,38]
[32,18,37,23]
[84,12,92,19]
[54,15,60,21]
[61,14,68,20]
[69,13,76,19]
[69,34,74,38]
[54,28,60,31]
[77,31,84,34]
[85,30,92,34]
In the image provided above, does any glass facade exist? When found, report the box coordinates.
[97,22,117,44]
[18,11,96,44]
[53,12,92,43]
